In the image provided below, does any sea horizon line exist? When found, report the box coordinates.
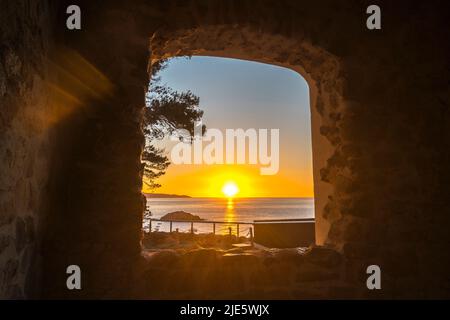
[145,195,314,199]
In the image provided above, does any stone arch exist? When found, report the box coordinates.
[149,24,346,245]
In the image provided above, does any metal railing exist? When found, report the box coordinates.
[254,218,315,223]
[148,218,254,237]
[147,217,314,237]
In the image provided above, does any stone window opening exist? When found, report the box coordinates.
[141,55,315,249]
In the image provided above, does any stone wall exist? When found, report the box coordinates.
[38,1,150,298]
[140,0,450,298]
[139,246,351,299]
[0,0,53,298]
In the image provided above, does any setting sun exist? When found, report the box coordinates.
[222,182,239,198]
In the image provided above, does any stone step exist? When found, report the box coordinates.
[231,243,253,249]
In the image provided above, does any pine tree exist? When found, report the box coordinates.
[142,59,205,190]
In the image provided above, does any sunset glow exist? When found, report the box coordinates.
[143,164,314,198]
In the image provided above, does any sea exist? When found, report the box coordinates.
[144,197,314,236]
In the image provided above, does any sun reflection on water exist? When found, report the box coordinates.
[225,198,236,223]
[227,198,234,210]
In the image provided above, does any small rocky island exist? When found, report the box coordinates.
[160,210,204,221]
[144,193,191,198]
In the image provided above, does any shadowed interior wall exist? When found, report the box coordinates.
[0,0,54,298]
[1,0,450,298]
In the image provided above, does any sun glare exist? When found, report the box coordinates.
[222,182,239,198]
